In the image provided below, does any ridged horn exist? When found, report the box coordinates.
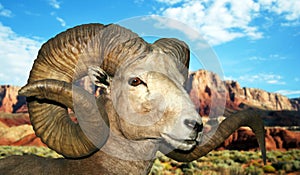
[19,79,110,157]
[153,38,190,79]
[160,108,266,164]
[19,23,148,158]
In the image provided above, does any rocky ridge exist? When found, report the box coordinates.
[188,70,299,114]
[188,70,300,128]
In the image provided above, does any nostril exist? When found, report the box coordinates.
[184,119,203,132]
[184,119,196,129]
[195,123,203,133]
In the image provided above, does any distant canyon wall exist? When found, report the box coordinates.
[0,85,27,113]
[187,70,299,117]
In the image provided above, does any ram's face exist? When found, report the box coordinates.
[95,51,203,151]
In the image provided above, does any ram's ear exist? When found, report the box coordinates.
[88,66,112,94]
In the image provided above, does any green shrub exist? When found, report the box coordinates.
[263,165,276,173]
[283,163,294,173]
[272,161,286,170]
[245,165,264,175]
[293,160,300,171]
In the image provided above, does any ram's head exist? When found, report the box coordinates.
[19,23,265,163]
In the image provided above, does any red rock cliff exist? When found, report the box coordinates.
[188,70,299,116]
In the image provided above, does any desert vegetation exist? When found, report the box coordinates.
[0,146,299,175]
[151,149,300,175]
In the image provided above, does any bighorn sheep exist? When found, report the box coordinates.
[0,23,266,174]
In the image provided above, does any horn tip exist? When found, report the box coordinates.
[18,83,40,97]
[18,85,29,97]
[261,140,267,165]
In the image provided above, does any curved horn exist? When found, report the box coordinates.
[19,79,110,157]
[20,23,148,158]
[160,108,266,164]
[153,38,190,79]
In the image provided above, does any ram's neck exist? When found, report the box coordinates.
[65,138,159,174]
[95,129,160,174]
[67,97,160,174]
[1,137,159,175]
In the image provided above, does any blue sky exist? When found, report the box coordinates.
[0,0,299,98]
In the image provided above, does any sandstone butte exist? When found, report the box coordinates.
[0,70,299,150]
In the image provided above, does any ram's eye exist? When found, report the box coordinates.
[128,77,145,87]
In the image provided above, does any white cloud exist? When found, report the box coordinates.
[224,75,234,80]
[248,54,286,61]
[154,0,300,45]
[0,23,42,86]
[248,56,266,61]
[155,0,186,5]
[50,12,67,27]
[259,0,300,21]
[155,0,262,45]
[0,3,13,17]
[49,0,61,9]
[266,79,285,85]
[269,54,286,60]
[238,73,285,85]
[56,17,66,27]
[134,0,144,5]
[259,0,300,27]
[281,21,300,27]
[150,15,202,41]
[275,90,300,97]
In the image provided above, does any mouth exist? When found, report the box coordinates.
[161,133,199,151]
